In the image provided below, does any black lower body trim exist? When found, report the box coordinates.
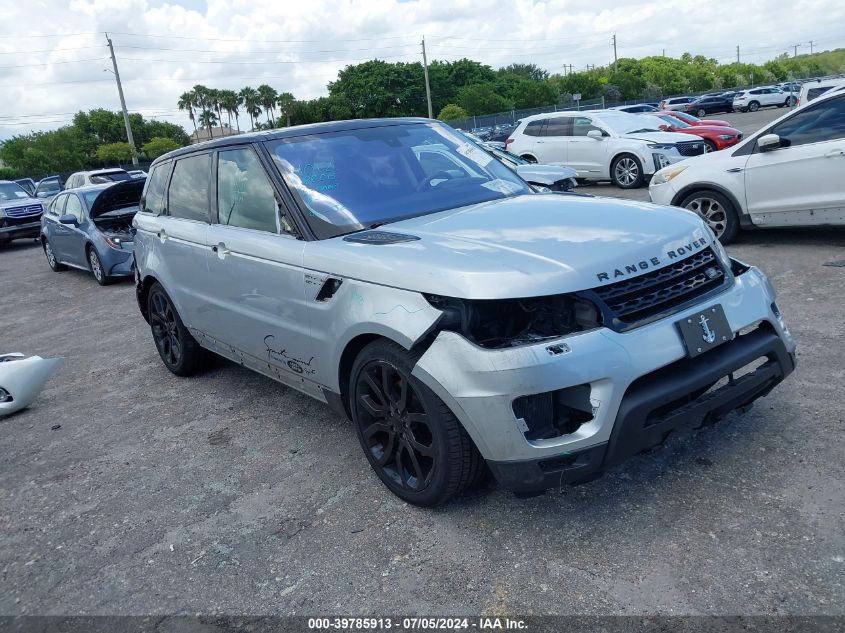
[488,324,795,495]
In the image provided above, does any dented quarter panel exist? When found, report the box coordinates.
[301,268,443,391]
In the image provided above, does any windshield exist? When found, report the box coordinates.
[656,114,690,128]
[90,171,131,184]
[599,113,662,135]
[0,182,31,202]
[266,122,532,239]
[672,112,699,124]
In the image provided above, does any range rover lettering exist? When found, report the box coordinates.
[133,118,795,506]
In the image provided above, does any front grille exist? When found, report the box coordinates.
[3,204,42,218]
[675,141,705,157]
[586,247,729,330]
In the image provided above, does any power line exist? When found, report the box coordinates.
[117,53,421,65]
[108,31,419,43]
[115,43,422,55]
[0,56,108,69]
[0,45,104,55]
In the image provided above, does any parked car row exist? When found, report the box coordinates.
[650,87,845,243]
[0,168,146,247]
[506,109,707,188]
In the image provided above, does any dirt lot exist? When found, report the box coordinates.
[1,105,844,616]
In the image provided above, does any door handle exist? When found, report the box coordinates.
[536,140,545,144]
[212,243,231,258]
[157,229,168,241]
[824,149,845,158]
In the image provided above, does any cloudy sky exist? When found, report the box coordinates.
[1,0,844,139]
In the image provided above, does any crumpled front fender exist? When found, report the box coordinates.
[0,354,63,416]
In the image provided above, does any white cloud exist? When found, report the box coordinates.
[1,0,844,139]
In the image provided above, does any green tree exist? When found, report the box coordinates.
[276,92,295,127]
[456,83,512,115]
[437,104,468,122]
[96,142,134,164]
[142,137,180,159]
[499,63,549,81]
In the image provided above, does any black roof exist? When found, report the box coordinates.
[157,117,436,164]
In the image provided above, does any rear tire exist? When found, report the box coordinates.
[349,339,485,506]
[611,154,644,189]
[680,190,740,244]
[147,282,214,376]
[748,101,760,112]
[697,108,707,117]
[43,239,67,272]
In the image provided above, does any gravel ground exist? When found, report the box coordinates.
[1,104,843,616]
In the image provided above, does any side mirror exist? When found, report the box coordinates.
[59,214,78,226]
[587,130,604,140]
[758,133,781,152]
[659,124,670,131]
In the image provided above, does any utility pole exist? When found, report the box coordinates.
[808,40,814,54]
[105,33,138,166]
[421,36,433,119]
[612,34,618,74]
[736,45,740,63]
[792,43,801,57]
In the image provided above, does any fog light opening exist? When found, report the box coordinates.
[513,384,594,442]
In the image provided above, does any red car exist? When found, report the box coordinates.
[662,110,732,128]
[646,113,743,152]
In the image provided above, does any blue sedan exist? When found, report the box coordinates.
[40,179,144,285]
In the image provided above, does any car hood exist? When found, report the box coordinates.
[621,130,697,144]
[88,179,145,218]
[515,163,578,184]
[693,119,731,127]
[682,125,741,136]
[0,195,42,210]
[306,194,712,300]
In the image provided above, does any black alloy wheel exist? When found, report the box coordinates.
[350,339,485,506]
[147,282,212,376]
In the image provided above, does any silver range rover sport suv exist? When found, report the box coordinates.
[133,118,795,506]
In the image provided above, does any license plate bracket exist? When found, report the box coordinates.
[676,304,731,358]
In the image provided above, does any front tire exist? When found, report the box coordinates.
[43,239,67,272]
[611,154,644,189]
[680,190,739,243]
[147,282,213,376]
[87,247,111,286]
[697,108,707,117]
[703,139,717,153]
[350,339,485,506]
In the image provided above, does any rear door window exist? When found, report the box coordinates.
[167,154,211,222]
[545,118,572,136]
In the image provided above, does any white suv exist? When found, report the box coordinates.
[507,110,705,188]
[64,169,133,189]
[733,87,793,112]
[649,89,845,243]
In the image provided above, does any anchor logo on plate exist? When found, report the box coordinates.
[699,314,717,344]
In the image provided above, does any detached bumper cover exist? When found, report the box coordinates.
[487,324,794,494]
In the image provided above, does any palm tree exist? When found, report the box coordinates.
[238,87,261,131]
[177,91,198,136]
[256,84,278,127]
[276,92,295,127]
[208,88,224,130]
[218,89,240,132]
[198,109,218,138]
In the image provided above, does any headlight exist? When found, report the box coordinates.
[103,236,124,249]
[647,143,675,150]
[718,135,734,140]
[651,164,688,186]
[424,293,601,349]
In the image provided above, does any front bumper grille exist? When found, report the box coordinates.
[675,141,706,156]
[0,215,42,228]
[2,204,42,218]
[584,247,730,331]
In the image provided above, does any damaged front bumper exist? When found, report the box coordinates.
[0,220,41,241]
[0,354,63,416]
[411,266,796,494]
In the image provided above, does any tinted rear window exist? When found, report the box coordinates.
[168,154,210,222]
